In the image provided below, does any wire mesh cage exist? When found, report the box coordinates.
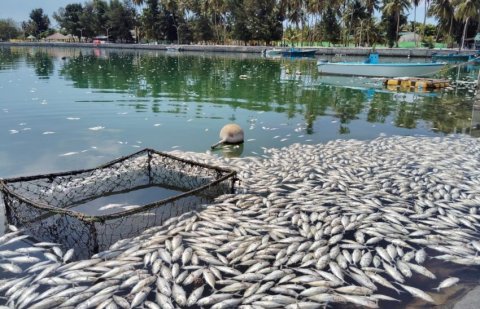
[0,149,236,259]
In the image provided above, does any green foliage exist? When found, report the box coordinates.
[53,3,84,38]
[0,19,21,41]
[13,0,466,47]
[29,8,50,35]
[230,1,251,43]
[191,15,214,43]
[21,20,37,37]
[230,0,283,44]
[107,0,135,42]
[141,0,161,41]
[320,8,340,45]
[421,35,435,48]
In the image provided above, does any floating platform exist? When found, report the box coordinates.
[384,77,450,90]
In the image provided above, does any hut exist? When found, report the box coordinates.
[45,33,75,42]
[399,32,420,45]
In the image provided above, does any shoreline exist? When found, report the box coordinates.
[0,41,473,58]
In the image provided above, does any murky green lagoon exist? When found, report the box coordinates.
[1,46,478,179]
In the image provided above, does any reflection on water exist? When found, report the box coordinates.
[0,46,478,174]
[70,185,182,216]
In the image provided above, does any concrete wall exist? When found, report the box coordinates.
[0,41,474,58]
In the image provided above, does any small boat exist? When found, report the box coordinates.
[317,53,447,77]
[281,48,316,57]
[264,48,283,57]
[166,45,184,52]
[431,52,480,62]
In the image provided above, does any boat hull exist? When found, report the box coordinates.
[265,49,317,58]
[317,62,446,77]
[265,49,283,57]
[281,50,316,57]
[432,52,479,62]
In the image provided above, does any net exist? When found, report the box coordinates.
[0,148,236,259]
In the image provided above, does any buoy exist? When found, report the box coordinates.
[211,124,244,149]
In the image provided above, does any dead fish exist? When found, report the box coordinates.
[433,277,459,291]
[197,294,234,306]
[172,283,187,306]
[186,285,204,307]
[130,287,151,308]
[399,283,435,303]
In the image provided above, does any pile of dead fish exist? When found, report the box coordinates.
[1,135,480,309]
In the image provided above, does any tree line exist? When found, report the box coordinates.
[0,0,479,49]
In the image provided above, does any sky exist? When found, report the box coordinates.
[0,0,436,26]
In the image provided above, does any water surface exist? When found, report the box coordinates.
[1,46,477,179]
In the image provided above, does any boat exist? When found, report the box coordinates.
[431,52,480,62]
[264,48,283,57]
[317,53,447,77]
[281,48,316,57]
[166,45,184,52]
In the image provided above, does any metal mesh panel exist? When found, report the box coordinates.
[0,149,236,259]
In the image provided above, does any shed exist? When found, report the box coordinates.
[399,32,420,43]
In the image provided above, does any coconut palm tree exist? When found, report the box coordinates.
[422,0,431,40]
[454,0,480,50]
[363,0,379,14]
[411,0,420,46]
[429,0,455,47]
[383,0,411,47]
[281,0,306,45]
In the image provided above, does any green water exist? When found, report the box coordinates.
[0,46,478,179]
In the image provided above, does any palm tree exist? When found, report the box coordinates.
[383,0,411,47]
[305,0,325,43]
[429,0,455,47]
[280,0,306,46]
[411,0,420,46]
[454,0,480,50]
[422,0,431,41]
[363,0,379,14]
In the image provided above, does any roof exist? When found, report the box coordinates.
[45,32,71,41]
[27,35,36,39]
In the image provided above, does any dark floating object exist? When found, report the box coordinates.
[211,124,244,149]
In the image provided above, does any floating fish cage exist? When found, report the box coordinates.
[0,149,236,259]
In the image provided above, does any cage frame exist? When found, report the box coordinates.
[0,148,237,223]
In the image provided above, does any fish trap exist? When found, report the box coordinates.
[0,149,236,259]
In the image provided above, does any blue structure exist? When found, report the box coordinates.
[365,53,379,64]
